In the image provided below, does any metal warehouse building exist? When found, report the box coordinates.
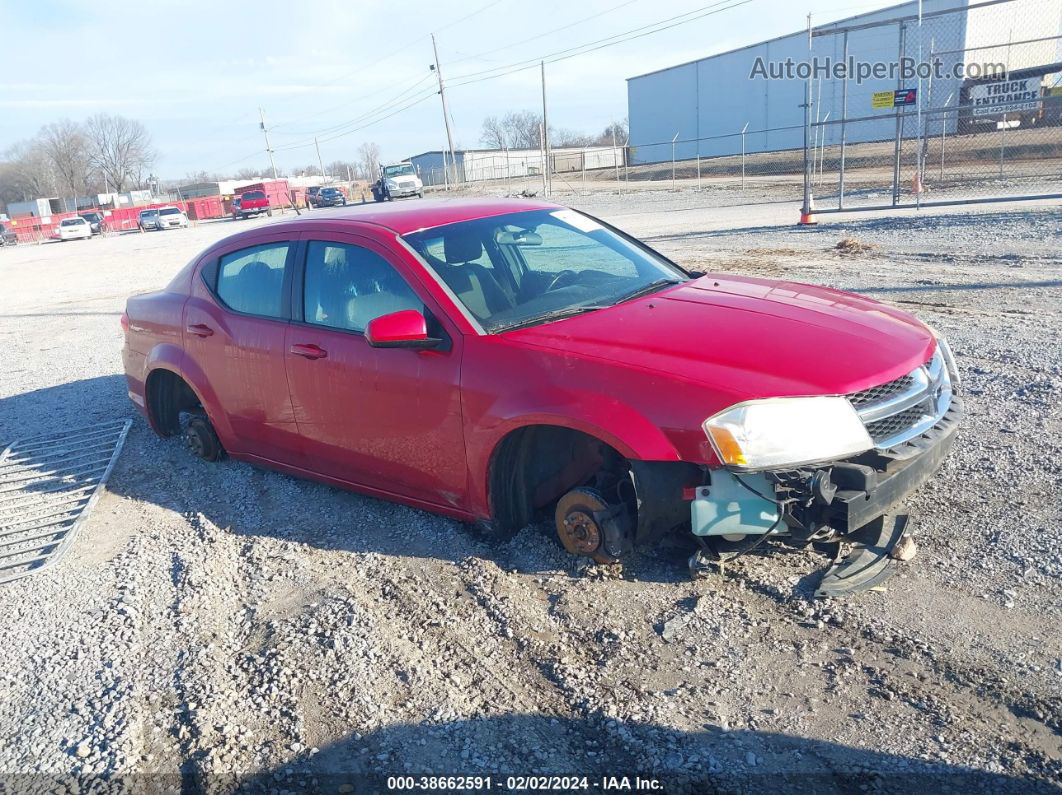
[627,0,1062,164]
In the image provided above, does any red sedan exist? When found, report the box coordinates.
[122,198,960,592]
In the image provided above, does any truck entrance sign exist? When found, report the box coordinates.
[969,78,1041,116]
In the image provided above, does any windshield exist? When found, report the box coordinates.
[403,209,687,333]
[159,208,181,216]
[242,191,266,199]
[61,218,85,226]
[140,210,157,218]
[383,164,416,178]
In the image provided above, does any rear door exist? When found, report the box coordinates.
[183,234,302,463]
[283,232,467,507]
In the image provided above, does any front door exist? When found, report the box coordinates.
[183,236,301,463]
[283,234,467,508]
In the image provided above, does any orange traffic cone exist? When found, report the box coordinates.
[798,193,817,225]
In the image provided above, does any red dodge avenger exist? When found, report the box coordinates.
[122,198,960,594]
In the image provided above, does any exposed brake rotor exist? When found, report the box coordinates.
[555,487,621,564]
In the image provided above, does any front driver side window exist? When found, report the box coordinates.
[216,242,290,318]
[303,241,423,332]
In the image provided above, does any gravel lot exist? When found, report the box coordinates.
[0,191,1059,793]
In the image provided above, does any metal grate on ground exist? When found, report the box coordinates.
[0,419,131,584]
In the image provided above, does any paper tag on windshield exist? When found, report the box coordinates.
[551,209,601,233]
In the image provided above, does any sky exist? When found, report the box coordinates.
[0,0,901,179]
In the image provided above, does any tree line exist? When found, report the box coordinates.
[480,112,628,150]
[181,142,385,187]
[0,114,157,209]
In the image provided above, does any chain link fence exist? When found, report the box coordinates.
[804,0,1062,213]
[442,0,1059,212]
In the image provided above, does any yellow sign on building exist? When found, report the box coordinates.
[872,90,895,109]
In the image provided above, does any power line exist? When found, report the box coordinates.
[446,0,643,67]
[447,0,754,88]
[268,0,513,133]
[208,0,752,173]
[272,86,440,152]
[271,74,436,138]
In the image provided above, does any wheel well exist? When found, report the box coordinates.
[488,425,633,534]
[145,369,202,437]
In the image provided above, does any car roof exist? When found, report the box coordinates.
[268,197,560,236]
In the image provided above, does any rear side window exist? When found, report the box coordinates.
[303,241,422,332]
[216,242,290,318]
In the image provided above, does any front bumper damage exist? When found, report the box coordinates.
[685,396,963,595]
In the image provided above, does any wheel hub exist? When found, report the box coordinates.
[555,488,621,563]
[559,509,602,556]
[185,426,205,457]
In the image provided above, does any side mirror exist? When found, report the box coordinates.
[365,309,443,349]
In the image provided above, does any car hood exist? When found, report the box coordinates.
[504,274,936,398]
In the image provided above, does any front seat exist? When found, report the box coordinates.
[438,232,511,320]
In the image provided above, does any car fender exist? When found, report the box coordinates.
[466,387,686,518]
[144,344,234,442]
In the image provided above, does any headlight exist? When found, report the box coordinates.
[703,396,873,471]
[925,327,960,388]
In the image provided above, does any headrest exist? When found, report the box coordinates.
[443,232,482,264]
[241,261,270,278]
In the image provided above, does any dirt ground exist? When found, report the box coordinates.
[0,190,1059,793]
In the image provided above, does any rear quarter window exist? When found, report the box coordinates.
[215,242,291,319]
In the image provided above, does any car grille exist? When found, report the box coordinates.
[847,349,954,451]
[848,374,915,408]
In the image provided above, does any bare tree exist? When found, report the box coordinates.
[327,160,356,181]
[598,118,629,145]
[84,114,156,192]
[39,120,91,204]
[480,110,543,150]
[552,128,595,148]
[357,142,382,181]
[0,140,57,203]
[480,115,508,149]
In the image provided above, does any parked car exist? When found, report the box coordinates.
[156,206,189,230]
[305,186,322,208]
[0,222,16,246]
[121,199,960,594]
[234,190,271,219]
[138,209,160,232]
[79,211,106,234]
[371,162,423,202]
[55,217,92,241]
[313,187,347,207]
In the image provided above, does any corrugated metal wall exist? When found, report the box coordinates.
[626,0,979,164]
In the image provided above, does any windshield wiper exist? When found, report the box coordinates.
[491,304,608,333]
[609,278,683,306]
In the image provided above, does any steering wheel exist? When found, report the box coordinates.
[546,269,578,291]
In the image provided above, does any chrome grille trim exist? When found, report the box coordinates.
[848,350,953,451]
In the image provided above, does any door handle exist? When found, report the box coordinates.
[186,323,214,337]
[290,343,328,360]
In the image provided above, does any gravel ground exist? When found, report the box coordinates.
[0,193,1059,793]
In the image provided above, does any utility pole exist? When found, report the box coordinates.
[431,34,458,187]
[259,107,278,181]
[315,137,326,181]
[540,61,551,196]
